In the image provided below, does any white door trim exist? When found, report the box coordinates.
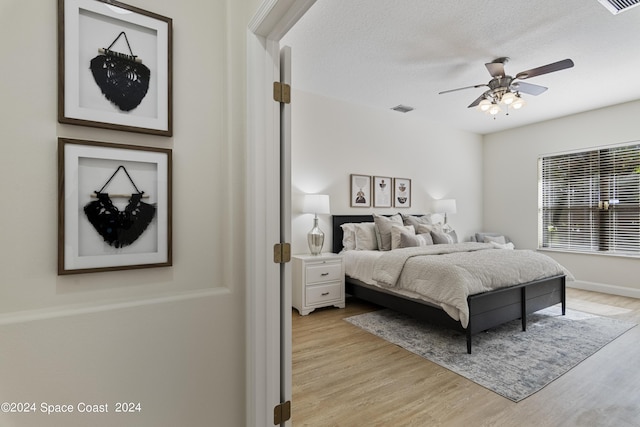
[246,1,315,426]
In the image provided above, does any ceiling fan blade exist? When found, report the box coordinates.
[511,81,548,96]
[439,84,487,95]
[468,91,490,108]
[515,59,574,80]
[485,62,505,78]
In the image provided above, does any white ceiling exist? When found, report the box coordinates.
[281,0,640,135]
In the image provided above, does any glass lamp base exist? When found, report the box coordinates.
[307,217,324,255]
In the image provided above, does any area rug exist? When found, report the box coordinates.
[344,306,635,402]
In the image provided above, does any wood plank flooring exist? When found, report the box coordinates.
[292,288,640,426]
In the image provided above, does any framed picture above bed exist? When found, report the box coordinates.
[373,176,392,208]
[393,178,411,208]
[350,174,371,207]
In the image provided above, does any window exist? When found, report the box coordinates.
[538,142,640,256]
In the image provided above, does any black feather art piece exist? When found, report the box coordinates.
[84,166,156,248]
[90,32,150,112]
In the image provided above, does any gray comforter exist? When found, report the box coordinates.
[372,242,573,328]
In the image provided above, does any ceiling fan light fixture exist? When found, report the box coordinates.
[501,91,516,105]
[511,96,526,110]
[487,103,502,115]
[478,99,492,112]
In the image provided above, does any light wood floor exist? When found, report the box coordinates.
[292,288,640,427]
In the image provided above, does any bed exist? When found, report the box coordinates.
[332,214,567,354]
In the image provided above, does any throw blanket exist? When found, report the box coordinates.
[373,242,573,328]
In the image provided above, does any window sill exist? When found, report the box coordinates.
[537,247,640,259]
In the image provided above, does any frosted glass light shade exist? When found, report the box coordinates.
[478,99,492,112]
[511,96,526,109]
[501,91,516,105]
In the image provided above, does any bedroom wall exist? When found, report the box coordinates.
[483,100,640,298]
[290,90,484,255]
[0,0,255,425]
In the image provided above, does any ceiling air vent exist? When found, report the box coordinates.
[598,0,640,14]
[391,105,414,113]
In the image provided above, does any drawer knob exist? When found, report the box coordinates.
[321,292,330,296]
[321,272,329,276]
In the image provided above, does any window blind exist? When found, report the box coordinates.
[539,143,640,255]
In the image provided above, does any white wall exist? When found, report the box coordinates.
[291,90,483,255]
[483,100,640,298]
[0,0,254,425]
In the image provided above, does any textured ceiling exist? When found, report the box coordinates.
[281,0,640,135]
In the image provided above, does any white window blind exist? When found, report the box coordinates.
[539,143,640,255]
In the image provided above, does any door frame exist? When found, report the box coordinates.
[246,1,316,425]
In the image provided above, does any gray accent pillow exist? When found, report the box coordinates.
[431,229,458,244]
[391,225,415,250]
[399,232,434,248]
[484,235,506,244]
[373,213,403,251]
[401,214,433,230]
[475,232,511,243]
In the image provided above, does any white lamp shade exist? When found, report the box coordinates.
[303,194,331,215]
[434,199,457,214]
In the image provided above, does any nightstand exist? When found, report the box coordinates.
[292,253,345,315]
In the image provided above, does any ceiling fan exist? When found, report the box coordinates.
[439,57,574,114]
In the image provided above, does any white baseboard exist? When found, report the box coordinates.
[568,280,640,299]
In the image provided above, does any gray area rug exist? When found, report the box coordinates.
[345,306,635,402]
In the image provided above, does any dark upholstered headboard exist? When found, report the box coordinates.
[332,214,429,253]
[331,215,373,254]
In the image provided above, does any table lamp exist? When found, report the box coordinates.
[303,194,331,255]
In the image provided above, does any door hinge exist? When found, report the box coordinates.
[273,243,291,264]
[273,82,291,104]
[274,400,291,425]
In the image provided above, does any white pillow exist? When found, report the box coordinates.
[355,223,378,250]
[340,223,357,251]
[391,225,415,250]
[484,235,507,245]
[491,241,515,250]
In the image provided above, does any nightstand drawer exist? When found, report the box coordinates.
[305,262,342,284]
[306,282,342,305]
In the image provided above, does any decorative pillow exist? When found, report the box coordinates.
[431,229,458,244]
[399,232,434,248]
[340,223,357,251]
[484,235,506,245]
[355,222,378,250]
[391,225,415,250]
[401,214,433,230]
[491,241,515,250]
[373,213,403,251]
[416,224,437,234]
[475,232,511,244]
